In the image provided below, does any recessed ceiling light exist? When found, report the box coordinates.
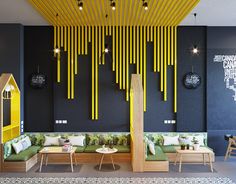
[192,45,199,55]
[78,1,83,10]
[111,1,116,11]
[143,1,148,10]
[54,47,60,54]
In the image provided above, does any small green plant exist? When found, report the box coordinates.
[192,137,199,144]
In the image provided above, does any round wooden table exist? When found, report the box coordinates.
[96,148,118,171]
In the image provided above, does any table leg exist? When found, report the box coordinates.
[99,154,105,171]
[203,153,206,165]
[174,153,178,165]
[179,154,182,172]
[208,153,213,172]
[70,153,74,172]
[45,154,48,166]
[39,154,44,172]
[74,153,77,166]
[110,154,115,170]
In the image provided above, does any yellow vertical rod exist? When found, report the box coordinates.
[98,26,101,65]
[174,26,177,113]
[140,26,143,79]
[92,27,94,120]
[95,26,98,120]
[126,26,129,101]
[154,26,157,72]
[78,26,80,55]
[168,26,171,65]
[57,26,60,49]
[147,26,150,42]
[102,26,105,65]
[119,26,122,89]
[160,26,163,92]
[130,26,132,64]
[106,26,108,35]
[123,26,125,90]
[57,52,60,83]
[171,26,174,66]
[112,26,115,71]
[144,26,147,112]
[75,26,78,75]
[116,27,119,84]
[109,25,112,35]
[157,26,160,72]
[85,26,88,55]
[71,26,74,99]
[61,26,63,47]
[88,26,91,42]
[133,26,136,64]
[67,26,71,99]
[136,26,139,74]
[150,26,153,42]
[164,26,167,101]
[82,26,84,55]
[54,26,56,57]
[64,26,67,51]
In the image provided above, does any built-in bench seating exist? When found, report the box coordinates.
[1,133,130,172]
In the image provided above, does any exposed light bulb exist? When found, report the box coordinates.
[111,2,115,10]
[54,47,60,54]
[192,45,199,54]
[78,2,83,10]
[143,2,148,10]
[5,85,11,92]
[105,44,109,53]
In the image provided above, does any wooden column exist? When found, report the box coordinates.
[130,74,144,172]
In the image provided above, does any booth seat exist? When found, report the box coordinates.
[1,132,130,172]
[144,132,215,163]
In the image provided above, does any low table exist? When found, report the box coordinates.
[96,147,118,171]
[39,147,77,172]
[174,147,214,172]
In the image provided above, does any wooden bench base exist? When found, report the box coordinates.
[143,161,169,172]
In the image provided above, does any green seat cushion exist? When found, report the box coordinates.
[160,145,176,153]
[5,146,41,161]
[75,146,86,153]
[146,146,168,161]
[84,145,101,153]
[113,145,130,153]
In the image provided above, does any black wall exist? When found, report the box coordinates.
[0,24,24,129]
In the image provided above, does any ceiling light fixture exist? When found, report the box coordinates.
[142,0,148,10]
[110,1,116,10]
[54,13,60,54]
[192,45,199,55]
[104,44,109,53]
[78,0,83,10]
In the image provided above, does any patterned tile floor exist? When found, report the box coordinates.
[0,156,236,183]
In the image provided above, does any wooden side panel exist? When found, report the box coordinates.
[143,161,169,172]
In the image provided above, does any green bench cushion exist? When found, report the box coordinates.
[84,145,130,153]
[5,146,41,162]
[160,145,176,153]
[75,146,86,153]
[146,146,168,161]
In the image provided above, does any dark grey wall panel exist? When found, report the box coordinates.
[177,26,206,132]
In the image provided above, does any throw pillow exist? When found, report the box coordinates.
[68,135,85,146]
[189,135,205,146]
[148,140,155,155]
[12,141,23,154]
[163,135,179,146]
[59,138,70,146]
[178,137,192,145]
[44,136,60,146]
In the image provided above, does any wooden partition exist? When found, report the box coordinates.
[130,74,144,172]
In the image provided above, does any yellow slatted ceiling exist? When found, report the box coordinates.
[28,0,200,26]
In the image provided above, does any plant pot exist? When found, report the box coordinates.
[186,144,190,150]
[180,145,185,150]
[193,144,200,151]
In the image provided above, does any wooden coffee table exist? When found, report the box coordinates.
[174,147,214,172]
[39,147,77,172]
[96,148,118,171]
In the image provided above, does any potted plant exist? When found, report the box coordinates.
[180,143,186,150]
[186,144,190,150]
[192,137,200,150]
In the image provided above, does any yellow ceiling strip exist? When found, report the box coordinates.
[116,27,119,84]
[71,26,74,99]
[64,26,67,51]
[98,26,101,65]
[164,27,167,101]
[59,0,75,25]
[91,27,94,120]
[136,26,139,74]
[145,0,160,26]
[75,26,78,74]
[150,26,153,42]
[95,26,98,119]
[78,26,81,54]
[154,27,156,72]
[162,0,179,25]
[167,26,170,65]
[160,26,163,92]
[112,27,115,71]
[122,26,125,90]
[102,26,105,65]
[85,26,88,55]
[126,26,129,101]
[130,26,132,64]
[159,0,177,25]
[41,0,60,25]
[174,26,177,112]
[147,26,150,42]
[67,26,71,99]
[140,27,143,77]
[157,26,160,72]
[119,26,122,89]
[144,26,146,111]
[133,26,136,64]
[88,26,91,42]
[149,0,164,26]
[81,26,84,54]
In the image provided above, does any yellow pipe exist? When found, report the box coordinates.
[123,26,125,90]
[168,26,171,66]
[116,27,119,84]
[92,27,94,120]
[67,26,71,99]
[174,26,177,112]
[82,26,84,55]
[112,26,115,71]
[126,26,129,101]
[109,25,112,36]
[171,26,174,65]
[102,26,105,65]
[137,26,139,74]
[57,52,60,83]
[133,26,136,64]
[140,26,143,79]
[150,26,153,42]
[144,26,146,112]
[54,26,56,57]
[64,26,67,51]
[164,26,167,101]
[106,26,108,35]
[154,26,156,72]
[157,26,160,72]
[75,26,78,75]
[78,26,80,55]
[130,26,132,64]
[71,26,74,99]
[147,26,149,42]
[160,26,163,92]
[119,26,122,89]
[61,26,63,47]
[57,26,60,53]
[85,26,88,55]
[88,26,91,42]
[98,26,101,65]
[95,26,98,120]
